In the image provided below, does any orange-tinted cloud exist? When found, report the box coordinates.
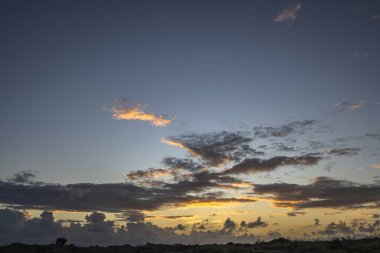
[111,99,174,127]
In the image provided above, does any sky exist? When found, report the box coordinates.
[1,0,380,246]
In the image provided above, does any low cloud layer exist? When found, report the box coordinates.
[254,177,380,209]
[0,210,279,246]
[110,99,174,127]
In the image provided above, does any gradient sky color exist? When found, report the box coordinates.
[1,0,380,246]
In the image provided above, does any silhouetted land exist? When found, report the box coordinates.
[1,238,380,253]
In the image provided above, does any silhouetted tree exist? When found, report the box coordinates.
[55,237,67,248]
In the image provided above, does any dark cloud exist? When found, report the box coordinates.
[125,168,172,185]
[365,133,380,141]
[0,178,254,212]
[223,218,236,231]
[287,211,306,217]
[318,221,354,236]
[254,177,380,209]
[175,224,186,231]
[274,143,297,152]
[222,155,321,175]
[162,131,253,167]
[310,218,380,239]
[314,219,321,226]
[162,157,204,172]
[115,210,145,222]
[0,209,127,246]
[0,209,269,245]
[197,224,206,230]
[253,120,319,138]
[163,215,194,219]
[326,148,360,157]
[8,170,36,184]
[266,230,282,240]
[240,217,267,228]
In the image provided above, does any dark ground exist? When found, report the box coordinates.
[1,238,380,253]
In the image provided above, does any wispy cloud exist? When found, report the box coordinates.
[369,164,380,169]
[253,120,319,138]
[353,52,369,58]
[110,99,174,127]
[326,148,360,157]
[334,100,368,111]
[274,4,302,23]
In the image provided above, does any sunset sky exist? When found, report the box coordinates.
[1,0,380,246]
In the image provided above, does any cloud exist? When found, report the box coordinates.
[314,219,380,239]
[253,120,319,138]
[369,164,380,169]
[0,209,270,245]
[222,155,321,175]
[318,221,354,237]
[175,224,186,231]
[0,174,254,213]
[162,157,205,173]
[110,98,174,127]
[0,209,129,246]
[126,168,172,183]
[287,211,306,217]
[365,133,380,141]
[115,210,145,222]
[353,52,369,58]
[7,170,36,184]
[274,4,302,23]
[274,143,297,152]
[240,217,268,228]
[162,131,253,167]
[326,148,360,157]
[334,100,368,111]
[253,177,380,210]
[163,215,194,220]
[222,218,236,231]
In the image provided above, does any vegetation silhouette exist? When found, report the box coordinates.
[1,237,380,253]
